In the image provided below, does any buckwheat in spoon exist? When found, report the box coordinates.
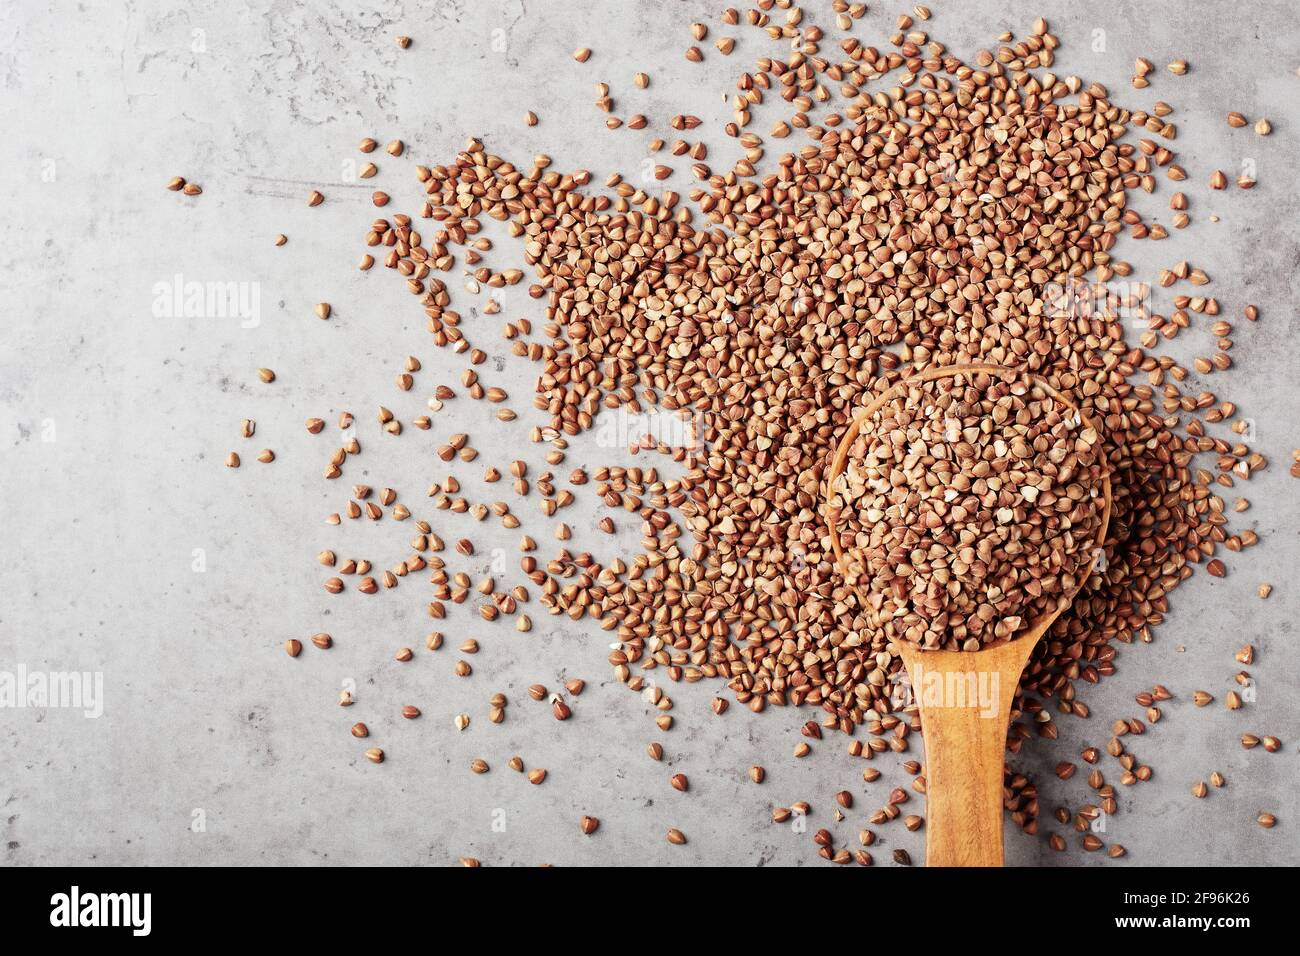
[826,364,1112,867]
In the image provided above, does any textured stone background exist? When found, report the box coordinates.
[1,0,1296,866]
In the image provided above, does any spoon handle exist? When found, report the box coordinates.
[896,638,1037,867]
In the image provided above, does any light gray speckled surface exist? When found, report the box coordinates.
[0,0,1296,866]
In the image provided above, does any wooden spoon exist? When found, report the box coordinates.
[826,363,1112,867]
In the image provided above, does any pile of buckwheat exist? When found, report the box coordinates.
[828,368,1107,650]
[228,1,1280,861]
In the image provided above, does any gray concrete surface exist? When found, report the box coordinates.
[1,0,1297,867]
